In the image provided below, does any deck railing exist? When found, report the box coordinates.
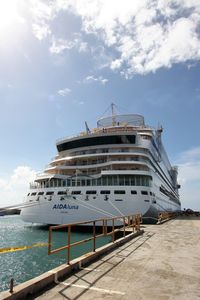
[48,214,142,264]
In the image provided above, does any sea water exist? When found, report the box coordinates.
[0,215,110,292]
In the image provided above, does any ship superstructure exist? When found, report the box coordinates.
[21,106,181,224]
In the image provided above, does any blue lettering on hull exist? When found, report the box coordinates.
[52,204,79,210]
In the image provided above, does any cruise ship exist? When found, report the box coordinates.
[21,105,181,224]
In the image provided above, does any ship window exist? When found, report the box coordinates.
[63,174,151,188]
[57,191,66,195]
[108,177,112,185]
[130,177,135,185]
[125,176,130,185]
[31,192,36,196]
[57,135,136,152]
[136,177,141,186]
[86,190,97,194]
[76,180,81,186]
[81,179,86,186]
[58,181,62,187]
[141,135,151,140]
[150,192,152,196]
[113,176,118,185]
[92,179,97,186]
[160,186,169,196]
[97,178,102,185]
[141,191,148,195]
[114,190,125,194]
[102,149,108,153]
[100,190,110,194]
[115,199,123,201]
[102,177,107,185]
[119,176,124,186]
[142,177,148,186]
[38,192,44,195]
[46,191,54,195]
[86,179,91,186]
[72,191,81,195]
[131,190,137,194]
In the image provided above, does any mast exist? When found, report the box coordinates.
[111,103,116,126]
[85,121,91,134]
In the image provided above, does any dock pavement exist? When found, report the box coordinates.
[29,216,200,300]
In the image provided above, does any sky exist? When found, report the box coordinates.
[0,0,200,210]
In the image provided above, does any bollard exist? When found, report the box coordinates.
[9,278,14,293]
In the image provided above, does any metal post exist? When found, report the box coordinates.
[103,219,105,235]
[136,216,139,231]
[67,225,71,264]
[138,215,140,230]
[132,215,134,232]
[105,220,107,235]
[93,221,96,252]
[9,278,14,293]
[112,219,115,243]
[123,217,125,237]
[48,227,52,255]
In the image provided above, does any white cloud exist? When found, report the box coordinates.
[50,38,75,54]
[79,41,88,52]
[32,22,51,40]
[49,36,88,54]
[58,87,71,96]
[79,101,84,105]
[30,0,200,76]
[7,83,14,89]
[71,99,85,105]
[110,59,123,70]
[176,146,200,211]
[178,147,200,164]
[0,166,36,207]
[84,75,108,85]
[30,0,54,40]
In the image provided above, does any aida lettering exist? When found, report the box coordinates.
[52,204,79,210]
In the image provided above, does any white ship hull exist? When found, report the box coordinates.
[21,110,181,225]
[21,185,180,225]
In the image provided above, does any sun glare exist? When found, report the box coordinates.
[0,0,24,33]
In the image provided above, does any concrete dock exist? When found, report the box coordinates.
[28,216,200,300]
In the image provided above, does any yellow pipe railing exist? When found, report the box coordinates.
[48,214,142,264]
[157,211,178,224]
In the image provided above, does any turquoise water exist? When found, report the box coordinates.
[0,215,110,292]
